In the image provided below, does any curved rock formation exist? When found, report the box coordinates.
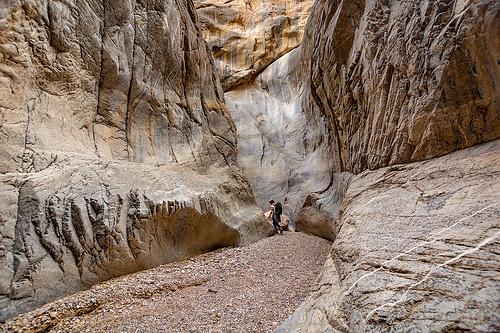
[271,0,500,331]
[223,0,499,237]
[207,0,500,331]
[194,0,314,90]
[0,0,272,322]
[276,139,500,332]
[225,48,343,234]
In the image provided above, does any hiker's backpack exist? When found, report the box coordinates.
[275,202,283,215]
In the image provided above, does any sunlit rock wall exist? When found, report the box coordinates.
[194,0,314,90]
[225,48,346,236]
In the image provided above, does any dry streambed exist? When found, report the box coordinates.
[2,232,331,333]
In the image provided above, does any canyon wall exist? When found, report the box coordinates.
[196,0,500,331]
[301,0,500,174]
[0,0,272,321]
[274,0,500,331]
[292,0,499,234]
[214,0,499,235]
[195,0,314,90]
[196,0,349,235]
[224,49,346,235]
[277,139,500,332]
[1,0,499,329]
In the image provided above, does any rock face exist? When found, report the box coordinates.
[207,0,500,331]
[276,139,500,332]
[0,0,237,172]
[225,49,343,235]
[268,0,500,331]
[223,0,499,237]
[301,0,500,174]
[0,0,272,322]
[194,0,314,90]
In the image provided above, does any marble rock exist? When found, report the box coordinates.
[194,0,314,90]
[276,139,500,332]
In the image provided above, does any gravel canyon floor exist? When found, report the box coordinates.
[1,232,331,333]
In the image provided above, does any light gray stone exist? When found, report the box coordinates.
[0,155,272,322]
[275,140,500,332]
[300,0,500,174]
[225,48,343,234]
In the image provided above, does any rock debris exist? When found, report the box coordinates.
[1,232,331,333]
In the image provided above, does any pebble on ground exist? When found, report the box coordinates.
[1,232,331,333]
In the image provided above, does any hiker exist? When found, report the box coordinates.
[269,200,284,234]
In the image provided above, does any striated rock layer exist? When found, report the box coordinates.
[0,0,272,321]
[276,139,500,332]
[301,0,500,174]
[224,0,499,238]
[0,0,236,171]
[194,0,314,90]
[225,48,344,234]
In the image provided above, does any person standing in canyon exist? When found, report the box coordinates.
[269,200,284,234]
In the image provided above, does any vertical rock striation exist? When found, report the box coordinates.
[225,48,346,235]
[0,0,237,171]
[272,0,500,331]
[301,0,500,174]
[0,0,272,322]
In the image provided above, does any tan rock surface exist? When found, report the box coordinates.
[225,0,500,242]
[0,0,272,321]
[0,0,236,173]
[276,139,500,332]
[194,0,313,90]
[225,48,341,235]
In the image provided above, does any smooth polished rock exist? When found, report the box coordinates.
[225,48,342,234]
[275,140,500,332]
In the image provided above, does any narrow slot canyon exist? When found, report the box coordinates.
[1,0,499,332]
